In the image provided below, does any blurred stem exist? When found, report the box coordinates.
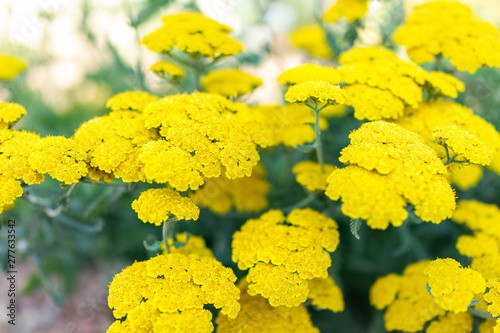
[433,54,443,72]
[31,254,63,305]
[395,221,429,259]
[307,102,327,172]
[162,217,179,254]
[163,220,170,254]
[282,192,319,213]
[468,307,496,321]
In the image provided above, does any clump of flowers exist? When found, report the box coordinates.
[0,55,26,80]
[190,164,270,215]
[293,161,336,191]
[337,47,464,120]
[105,90,159,112]
[278,64,341,86]
[452,201,500,281]
[107,253,240,332]
[131,188,199,225]
[394,0,500,73]
[323,0,370,23]
[232,208,341,307]
[326,120,455,229]
[149,60,185,79]
[369,261,445,332]
[434,126,494,166]
[252,104,329,147]
[284,81,345,106]
[200,69,263,98]
[290,24,333,59]
[160,233,214,258]
[216,280,320,333]
[424,258,486,313]
[141,12,243,59]
[0,102,27,129]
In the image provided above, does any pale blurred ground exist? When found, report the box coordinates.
[1,0,500,332]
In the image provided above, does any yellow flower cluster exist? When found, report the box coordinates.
[105,90,159,112]
[75,92,267,191]
[452,200,500,281]
[252,104,329,147]
[0,102,27,129]
[143,92,268,183]
[394,1,500,73]
[278,64,341,86]
[426,312,473,333]
[201,69,263,97]
[323,0,369,23]
[284,81,345,106]
[326,121,455,229]
[424,258,486,313]
[290,24,333,59]
[107,253,240,332]
[0,128,45,211]
[131,188,199,225]
[160,233,214,258]
[338,47,465,120]
[370,261,445,332]
[141,12,243,59]
[29,136,88,184]
[232,208,340,307]
[434,126,494,166]
[149,60,185,79]
[395,101,500,187]
[485,278,500,316]
[0,55,26,80]
[190,164,270,215]
[216,280,319,333]
[293,161,336,191]
[448,164,484,191]
[307,276,345,312]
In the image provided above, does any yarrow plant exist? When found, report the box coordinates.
[3,1,500,332]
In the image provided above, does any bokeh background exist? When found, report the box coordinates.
[1,0,500,332]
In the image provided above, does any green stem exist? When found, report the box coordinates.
[163,220,170,254]
[444,152,459,166]
[468,307,497,321]
[313,104,325,172]
[433,54,443,71]
[282,192,319,213]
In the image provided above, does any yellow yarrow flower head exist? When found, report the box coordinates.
[290,24,333,59]
[395,101,500,187]
[190,164,270,215]
[293,161,336,191]
[284,81,345,106]
[323,0,370,23]
[252,104,329,147]
[448,165,483,191]
[232,208,340,307]
[338,47,428,120]
[0,55,26,80]
[434,126,494,166]
[452,201,500,281]
[485,278,500,318]
[107,253,240,332]
[307,276,344,312]
[106,91,159,112]
[278,64,341,86]
[141,12,243,59]
[149,60,185,79]
[160,233,214,258]
[0,130,45,185]
[424,258,486,313]
[201,69,263,98]
[370,261,445,332]
[131,188,199,225]
[29,136,88,185]
[394,1,500,73]
[0,177,23,214]
[426,312,473,333]
[425,71,465,99]
[142,93,266,187]
[216,280,320,333]
[0,102,27,129]
[326,121,455,229]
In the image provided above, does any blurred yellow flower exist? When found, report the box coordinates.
[290,24,333,58]
[149,60,185,79]
[201,69,263,97]
[323,0,370,23]
[278,64,341,86]
[0,55,26,80]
